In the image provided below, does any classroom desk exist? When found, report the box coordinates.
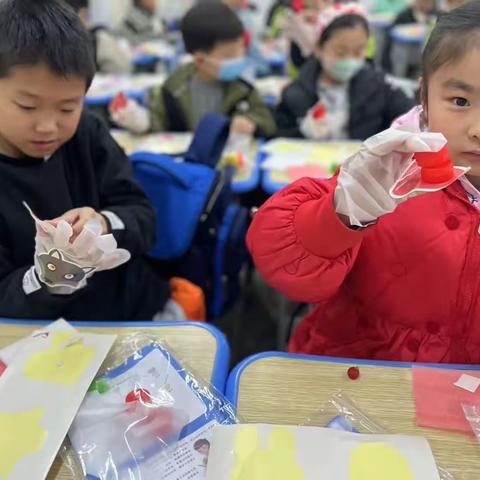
[111,130,261,194]
[226,352,480,480]
[253,75,290,107]
[131,39,177,70]
[85,73,166,106]
[390,23,428,78]
[0,320,231,480]
[260,139,361,195]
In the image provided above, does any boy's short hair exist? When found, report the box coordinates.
[0,0,96,88]
[181,2,244,54]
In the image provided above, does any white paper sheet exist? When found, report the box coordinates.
[0,322,115,480]
[206,424,441,480]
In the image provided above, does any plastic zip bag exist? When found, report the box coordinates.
[67,331,238,480]
[303,392,455,480]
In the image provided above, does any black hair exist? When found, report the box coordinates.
[63,0,87,11]
[181,2,245,54]
[423,1,480,87]
[193,439,211,450]
[318,14,370,46]
[0,0,96,88]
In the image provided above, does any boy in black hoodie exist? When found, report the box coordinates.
[0,0,170,320]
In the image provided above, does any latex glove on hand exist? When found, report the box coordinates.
[109,93,151,134]
[25,204,131,295]
[300,103,332,140]
[334,128,447,227]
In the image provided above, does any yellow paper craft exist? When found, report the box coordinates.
[349,442,415,480]
[230,426,305,480]
[23,332,95,385]
[0,408,47,479]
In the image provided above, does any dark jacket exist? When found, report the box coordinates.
[0,110,170,321]
[275,58,415,140]
[147,63,277,138]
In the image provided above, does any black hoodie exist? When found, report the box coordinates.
[275,57,415,140]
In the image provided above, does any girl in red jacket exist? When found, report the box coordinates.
[248,1,480,364]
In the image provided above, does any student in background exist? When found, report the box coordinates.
[65,0,132,74]
[285,0,334,74]
[276,3,414,140]
[382,0,438,73]
[266,0,291,39]
[118,0,164,45]
[112,2,276,137]
[248,2,480,364]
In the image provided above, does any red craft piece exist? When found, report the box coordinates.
[313,103,326,120]
[415,146,454,184]
[110,92,128,113]
[292,0,305,12]
[125,388,153,405]
[0,360,6,377]
[347,366,360,380]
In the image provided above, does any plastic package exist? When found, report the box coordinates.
[462,404,480,443]
[67,332,238,480]
[303,392,455,480]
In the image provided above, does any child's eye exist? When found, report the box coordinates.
[17,104,36,111]
[452,97,470,107]
[61,109,75,114]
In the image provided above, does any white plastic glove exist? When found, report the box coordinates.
[110,97,151,134]
[334,128,447,227]
[25,204,131,295]
[300,103,332,140]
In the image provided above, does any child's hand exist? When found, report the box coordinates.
[335,128,447,227]
[300,102,331,140]
[53,208,109,242]
[109,95,151,134]
[231,116,256,136]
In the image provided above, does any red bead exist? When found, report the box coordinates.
[347,366,360,380]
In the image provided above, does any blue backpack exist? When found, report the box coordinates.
[130,113,250,318]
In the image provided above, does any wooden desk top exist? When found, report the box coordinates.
[230,354,480,480]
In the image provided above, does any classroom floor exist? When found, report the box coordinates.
[216,270,295,368]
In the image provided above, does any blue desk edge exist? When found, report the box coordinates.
[0,318,230,394]
[225,350,480,407]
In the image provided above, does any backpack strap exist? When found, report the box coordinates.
[185,113,230,168]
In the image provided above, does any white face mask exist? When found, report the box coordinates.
[322,56,365,83]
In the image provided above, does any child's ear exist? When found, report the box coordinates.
[193,52,206,67]
[313,44,322,62]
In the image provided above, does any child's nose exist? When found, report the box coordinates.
[34,116,58,135]
[467,116,480,143]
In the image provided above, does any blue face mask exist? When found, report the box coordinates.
[217,57,249,82]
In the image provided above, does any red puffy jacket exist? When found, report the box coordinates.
[247,176,480,364]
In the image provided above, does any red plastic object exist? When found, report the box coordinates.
[125,388,153,405]
[0,360,6,377]
[347,366,360,380]
[292,0,305,12]
[414,146,454,184]
[313,103,326,120]
[421,164,454,183]
[110,92,128,112]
